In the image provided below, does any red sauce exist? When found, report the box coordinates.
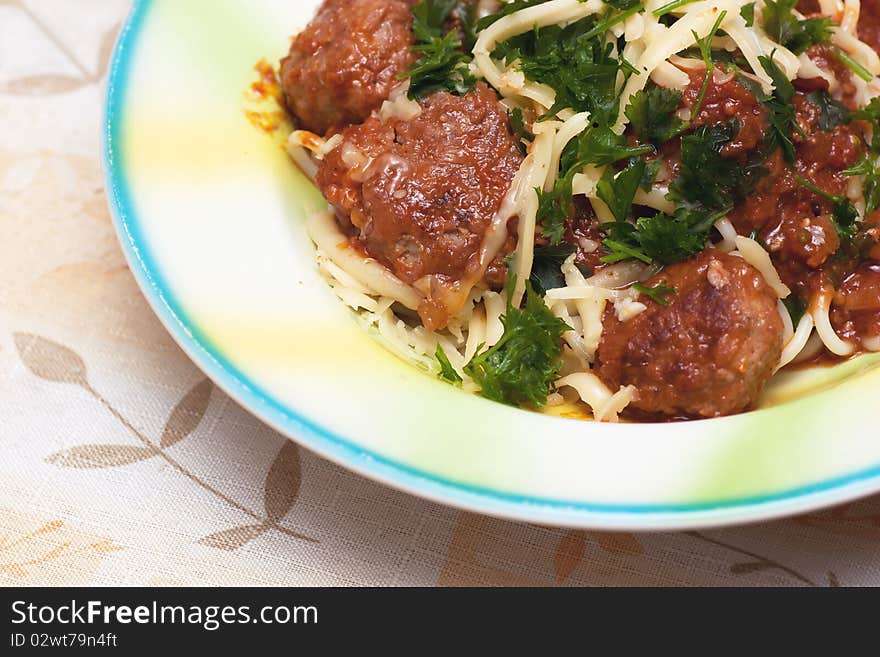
[728,92,864,301]
[683,67,769,156]
[858,0,880,55]
[626,58,880,365]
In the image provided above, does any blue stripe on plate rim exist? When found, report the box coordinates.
[102,0,880,530]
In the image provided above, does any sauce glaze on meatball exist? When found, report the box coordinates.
[596,250,784,419]
[280,0,416,135]
[316,83,524,330]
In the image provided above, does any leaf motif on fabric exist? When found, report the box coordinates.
[729,561,775,575]
[160,379,213,448]
[264,442,302,523]
[14,333,88,386]
[554,530,587,584]
[95,23,121,80]
[46,445,158,469]
[1,75,89,95]
[592,531,645,556]
[198,525,267,552]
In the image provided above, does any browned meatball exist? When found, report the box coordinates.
[280,0,416,135]
[317,83,524,330]
[595,250,784,419]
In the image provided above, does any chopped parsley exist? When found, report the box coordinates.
[806,90,851,131]
[837,48,875,83]
[652,0,700,17]
[575,125,655,167]
[405,0,476,99]
[761,0,833,55]
[757,55,800,164]
[509,108,533,144]
[476,0,547,30]
[632,280,676,306]
[492,11,641,124]
[669,120,742,211]
[740,2,756,27]
[845,97,880,215]
[436,345,463,384]
[536,182,575,245]
[625,87,685,144]
[691,11,728,121]
[795,175,859,241]
[464,282,571,408]
[537,126,653,243]
[625,12,724,145]
[851,97,880,124]
[597,159,648,222]
[782,294,807,325]
[602,206,723,265]
[844,154,880,216]
[530,243,577,295]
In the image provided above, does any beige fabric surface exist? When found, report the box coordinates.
[2,0,880,588]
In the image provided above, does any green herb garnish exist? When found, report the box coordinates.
[632,280,676,306]
[537,127,653,243]
[740,2,756,27]
[625,87,685,144]
[836,47,875,82]
[795,175,859,241]
[492,11,641,124]
[436,345,463,384]
[464,281,571,408]
[758,55,800,164]
[762,0,833,55]
[691,11,728,121]
[405,0,476,99]
[806,89,851,131]
[652,0,699,17]
[669,120,743,211]
[602,206,723,265]
[597,159,648,222]
[782,294,807,325]
[844,154,880,216]
[530,243,577,295]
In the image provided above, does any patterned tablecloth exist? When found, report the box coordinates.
[2,0,879,588]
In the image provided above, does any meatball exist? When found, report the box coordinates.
[280,0,416,135]
[595,250,784,419]
[317,83,524,330]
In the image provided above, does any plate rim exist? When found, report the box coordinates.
[103,0,880,530]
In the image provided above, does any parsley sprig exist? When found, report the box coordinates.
[537,126,653,243]
[756,55,801,163]
[601,206,727,265]
[405,0,476,99]
[435,345,463,384]
[670,121,743,211]
[463,281,571,408]
[529,244,578,295]
[625,87,685,145]
[794,175,859,240]
[762,0,833,55]
[844,98,880,216]
[632,281,676,306]
[492,11,641,124]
